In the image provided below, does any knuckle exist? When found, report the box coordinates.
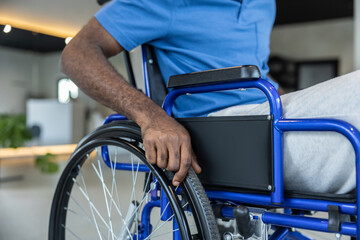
[181,159,191,169]
[145,154,155,164]
[160,153,167,161]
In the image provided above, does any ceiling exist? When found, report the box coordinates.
[0,0,355,53]
[0,24,66,52]
[0,0,101,38]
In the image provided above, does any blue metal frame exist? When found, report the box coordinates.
[162,78,360,238]
[161,78,360,238]
[100,47,360,239]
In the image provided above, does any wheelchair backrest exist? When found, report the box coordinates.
[123,45,168,106]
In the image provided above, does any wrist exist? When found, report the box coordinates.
[136,106,170,130]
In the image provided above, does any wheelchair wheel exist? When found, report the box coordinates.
[49,122,219,240]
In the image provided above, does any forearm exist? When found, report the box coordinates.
[60,35,168,129]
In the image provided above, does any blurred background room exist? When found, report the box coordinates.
[0,0,360,239]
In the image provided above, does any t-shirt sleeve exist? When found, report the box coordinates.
[95,0,172,51]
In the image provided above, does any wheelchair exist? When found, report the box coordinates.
[49,45,360,240]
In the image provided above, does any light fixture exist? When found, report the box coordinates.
[65,37,72,44]
[3,24,11,33]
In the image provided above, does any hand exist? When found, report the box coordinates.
[141,115,202,186]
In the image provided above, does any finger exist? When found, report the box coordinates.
[172,143,191,186]
[156,142,168,169]
[166,142,180,172]
[144,141,156,165]
[191,151,202,174]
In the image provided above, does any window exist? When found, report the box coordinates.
[58,78,78,103]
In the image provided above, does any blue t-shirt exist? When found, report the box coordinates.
[95,0,277,117]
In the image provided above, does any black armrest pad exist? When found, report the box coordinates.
[167,65,261,88]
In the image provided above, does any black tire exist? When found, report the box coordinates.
[49,121,219,240]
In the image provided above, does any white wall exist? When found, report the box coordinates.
[0,48,64,114]
[0,46,128,116]
[0,46,40,114]
[38,51,65,98]
[355,0,360,70]
[270,18,354,75]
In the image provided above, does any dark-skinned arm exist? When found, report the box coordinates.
[61,18,201,186]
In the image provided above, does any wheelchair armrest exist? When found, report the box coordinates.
[167,65,261,88]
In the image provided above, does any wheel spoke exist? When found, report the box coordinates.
[95,149,115,240]
[129,153,140,239]
[53,139,215,240]
[76,162,105,240]
[109,147,122,237]
[72,177,114,238]
[149,223,196,240]
[150,185,179,235]
[144,199,188,240]
[62,224,82,240]
[87,155,124,218]
[66,191,108,232]
[117,178,158,240]
[65,206,108,236]
[147,228,179,239]
[88,152,133,240]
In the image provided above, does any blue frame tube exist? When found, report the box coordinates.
[269,227,289,240]
[173,218,181,240]
[286,230,314,240]
[161,188,174,221]
[101,145,150,172]
[276,118,360,238]
[211,193,356,215]
[163,79,283,203]
[103,113,127,124]
[262,212,356,237]
[142,45,151,98]
[140,200,160,239]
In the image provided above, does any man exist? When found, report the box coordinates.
[61,0,358,193]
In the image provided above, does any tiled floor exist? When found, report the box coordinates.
[0,160,67,239]
[0,159,352,240]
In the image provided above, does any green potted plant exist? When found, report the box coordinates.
[0,114,32,148]
[0,114,59,174]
